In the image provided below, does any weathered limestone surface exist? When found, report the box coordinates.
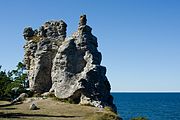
[23,15,117,112]
[23,20,67,93]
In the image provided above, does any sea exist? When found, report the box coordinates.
[111,93,180,120]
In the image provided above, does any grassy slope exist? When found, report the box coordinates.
[0,98,120,120]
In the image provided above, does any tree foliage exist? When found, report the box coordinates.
[0,62,28,100]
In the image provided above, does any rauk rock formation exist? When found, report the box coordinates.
[23,15,117,111]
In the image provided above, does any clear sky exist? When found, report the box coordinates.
[0,0,180,92]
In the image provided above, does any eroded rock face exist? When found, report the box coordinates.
[23,15,117,112]
[23,20,67,93]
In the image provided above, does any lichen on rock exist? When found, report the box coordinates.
[23,15,117,112]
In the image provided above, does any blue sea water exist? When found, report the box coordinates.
[111,93,180,120]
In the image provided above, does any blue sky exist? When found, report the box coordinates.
[0,0,180,92]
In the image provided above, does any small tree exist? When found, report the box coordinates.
[11,62,28,88]
[0,62,28,100]
[0,67,12,99]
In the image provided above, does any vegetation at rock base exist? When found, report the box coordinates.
[0,62,28,101]
[86,111,121,120]
[53,97,77,104]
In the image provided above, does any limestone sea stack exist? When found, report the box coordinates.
[23,15,117,112]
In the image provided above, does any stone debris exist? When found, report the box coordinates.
[11,93,28,104]
[29,103,39,110]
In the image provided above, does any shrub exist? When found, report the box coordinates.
[104,106,114,112]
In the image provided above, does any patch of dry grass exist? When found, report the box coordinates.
[86,111,121,120]
[0,98,121,120]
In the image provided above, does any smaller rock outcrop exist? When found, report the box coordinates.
[11,93,28,104]
[29,103,39,110]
